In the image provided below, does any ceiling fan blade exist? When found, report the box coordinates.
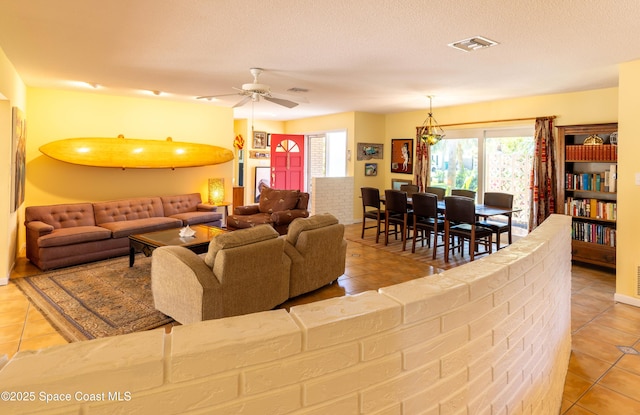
[263,96,299,108]
[232,96,252,108]
[196,92,241,100]
[269,92,309,104]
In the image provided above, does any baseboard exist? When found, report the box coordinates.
[0,276,8,286]
[614,293,640,308]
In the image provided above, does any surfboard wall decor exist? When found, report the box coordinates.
[39,135,234,169]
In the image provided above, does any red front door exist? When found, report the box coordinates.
[270,134,305,190]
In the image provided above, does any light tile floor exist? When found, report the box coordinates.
[0,224,638,414]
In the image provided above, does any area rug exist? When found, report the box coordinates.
[14,256,173,342]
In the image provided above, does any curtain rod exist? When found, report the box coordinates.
[434,115,556,128]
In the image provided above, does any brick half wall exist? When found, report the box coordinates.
[0,215,572,414]
[311,176,355,224]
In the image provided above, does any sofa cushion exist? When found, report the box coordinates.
[170,211,222,226]
[25,203,96,229]
[93,197,165,224]
[38,226,112,248]
[161,193,202,216]
[227,212,272,229]
[259,187,300,214]
[205,225,278,268]
[286,213,339,245]
[98,217,182,238]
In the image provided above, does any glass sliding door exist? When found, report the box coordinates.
[484,134,534,231]
[429,137,479,196]
[429,126,534,235]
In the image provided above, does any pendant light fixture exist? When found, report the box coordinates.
[418,96,445,145]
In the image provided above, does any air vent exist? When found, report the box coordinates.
[448,36,499,52]
[287,87,309,93]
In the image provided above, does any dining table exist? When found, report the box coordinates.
[380,195,522,218]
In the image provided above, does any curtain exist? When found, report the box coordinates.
[529,117,556,231]
[414,128,430,191]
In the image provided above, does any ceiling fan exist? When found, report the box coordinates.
[197,68,304,108]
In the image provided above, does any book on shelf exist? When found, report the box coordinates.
[564,197,617,220]
[565,144,617,161]
[571,221,616,247]
[564,169,616,192]
[609,164,617,192]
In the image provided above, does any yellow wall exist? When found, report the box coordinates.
[385,88,618,139]
[616,60,640,303]
[23,87,234,251]
[0,47,27,281]
[233,118,285,204]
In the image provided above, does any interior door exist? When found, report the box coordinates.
[270,134,305,190]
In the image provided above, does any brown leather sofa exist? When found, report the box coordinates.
[150,213,347,324]
[227,187,309,235]
[24,193,222,271]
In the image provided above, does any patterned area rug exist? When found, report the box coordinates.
[14,256,173,342]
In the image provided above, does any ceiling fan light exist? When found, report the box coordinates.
[242,83,270,94]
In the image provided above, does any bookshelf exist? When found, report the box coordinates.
[555,123,618,269]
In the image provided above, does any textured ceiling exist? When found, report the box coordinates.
[1,0,639,120]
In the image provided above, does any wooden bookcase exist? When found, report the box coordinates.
[555,123,618,269]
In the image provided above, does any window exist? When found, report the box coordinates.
[429,127,534,231]
[307,130,347,179]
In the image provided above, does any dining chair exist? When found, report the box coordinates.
[411,192,445,259]
[451,189,476,200]
[400,184,419,197]
[443,196,493,262]
[424,186,446,200]
[477,192,514,250]
[384,189,413,251]
[360,187,386,243]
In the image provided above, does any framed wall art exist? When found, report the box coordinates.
[254,166,270,202]
[11,107,26,212]
[390,138,413,174]
[391,178,412,190]
[356,143,383,160]
[253,131,267,149]
[364,163,378,176]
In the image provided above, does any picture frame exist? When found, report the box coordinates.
[357,142,383,160]
[364,163,378,176]
[253,131,267,149]
[254,166,270,202]
[391,178,412,190]
[390,138,413,174]
[11,107,26,213]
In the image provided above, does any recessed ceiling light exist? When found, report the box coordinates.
[448,36,498,52]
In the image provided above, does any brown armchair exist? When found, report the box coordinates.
[227,187,310,235]
[284,213,347,298]
[151,225,290,324]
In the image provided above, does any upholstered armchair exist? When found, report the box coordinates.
[284,213,347,298]
[151,225,290,324]
[227,187,310,235]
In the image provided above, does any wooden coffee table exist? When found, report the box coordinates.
[128,225,226,266]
